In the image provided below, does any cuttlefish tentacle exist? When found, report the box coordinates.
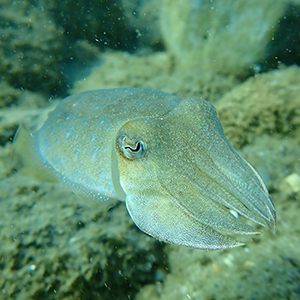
[154,98,275,230]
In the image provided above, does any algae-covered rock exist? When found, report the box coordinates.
[0,0,99,96]
[71,52,173,93]
[241,135,300,193]
[217,65,300,148]
[0,0,67,94]
[72,51,239,103]
[121,0,162,48]
[160,0,285,76]
[0,81,48,109]
[0,171,168,300]
[215,66,300,193]
[1,0,162,96]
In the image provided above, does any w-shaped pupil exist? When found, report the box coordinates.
[125,142,141,152]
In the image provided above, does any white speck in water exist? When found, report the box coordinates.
[26,264,36,272]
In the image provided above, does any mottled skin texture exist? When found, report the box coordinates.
[31,88,275,250]
[36,88,180,203]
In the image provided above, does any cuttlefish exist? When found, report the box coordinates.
[15,88,276,250]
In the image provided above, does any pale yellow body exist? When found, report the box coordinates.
[17,88,276,249]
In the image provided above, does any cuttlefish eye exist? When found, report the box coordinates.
[120,135,146,159]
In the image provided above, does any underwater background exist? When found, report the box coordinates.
[1,0,300,299]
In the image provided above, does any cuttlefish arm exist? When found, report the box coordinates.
[116,97,275,250]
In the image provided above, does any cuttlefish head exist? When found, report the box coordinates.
[115,97,276,250]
